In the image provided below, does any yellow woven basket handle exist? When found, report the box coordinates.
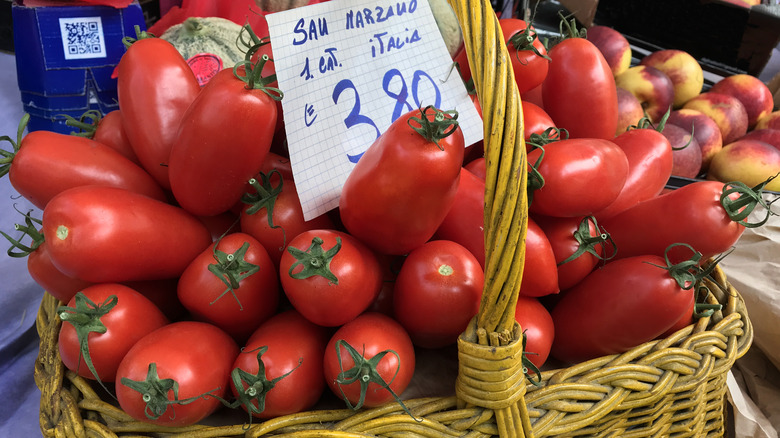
[446,1,532,437]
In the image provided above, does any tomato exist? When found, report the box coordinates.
[392,240,483,349]
[91,110,139,166]
[240,173,334,269]
[177,232,279,342]
[339,106,464,255]
[514,296,554,370]
[169,58,278,217]
[64,109,139,166]
[550,246,700,363]
[464,157,486,181]
[1,209,92,303]
[117,30,201,189]
[499,18,550,94]
[600,180,772,263]
[323,312,415,409]
[593,125,674,220]
[280,229,383,327]
[117,32,201,190]
[519,217,560,297]
[522,101,557,147]
[541,29,618,140]
[434,168,486,267]
[366,253,405,316]
[42,185,213,283]
[58,284,168,383]
[1,115,166,210]
[116,321,239,427]
[230,310,329,419]
[528,137,629,217]
[535,215,613,291]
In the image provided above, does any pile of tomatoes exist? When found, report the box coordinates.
[1,15,776,429]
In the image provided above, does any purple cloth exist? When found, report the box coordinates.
[0,51,45,437]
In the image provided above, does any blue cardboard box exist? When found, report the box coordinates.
[12,0,145,134]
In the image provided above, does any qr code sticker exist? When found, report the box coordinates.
[58,17,107,60]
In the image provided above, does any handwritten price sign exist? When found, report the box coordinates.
[266,0,483,220]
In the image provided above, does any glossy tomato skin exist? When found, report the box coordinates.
[535,215,607,291]
[500,18,550,94]
[177,232,279,342]
[600,181,746,262]
[280,229,383,327]
[231,310,329,419]
[240,177,335,270]
[42,186,213,283]
[58,284,169,382]
[28,240,92,303]
[117,37,201,190]
[593,127,674,220]
[528,138,629,217]
[392,240,483,349]
[519,217,560,297]
[339,107,464,255]
[116,321,239,427]
[93,109,139,166]
[550,255,694,363]
[8,130,166,210]
[514,296,554,369]
[522,101,556,145]
[434,168,486,267]
[542,38,618,140]
[169,67,277,217]
[323,312,415,408]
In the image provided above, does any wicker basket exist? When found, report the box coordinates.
[35,0,753,437]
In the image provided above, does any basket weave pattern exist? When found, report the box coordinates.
[34,1,752,437]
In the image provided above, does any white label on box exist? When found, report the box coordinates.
[266,0,482,221]
[59,17,107,60]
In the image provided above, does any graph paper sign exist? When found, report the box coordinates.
[266,0,483,220]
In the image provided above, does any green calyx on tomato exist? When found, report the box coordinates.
[61,110,103,139]
[720,177,779,228]
[207,241,260,310]
[553,11,586,44]
[233,25,282,100]
[525,127,570,199]
[407,106,459,150]
[57,292,119,396]
[229,346,301,423]
[520,330,543,387]
[630,108,671,133]
[120,362,222,421]
[333,339,418,419]
[645,243,721,291]
[558,216,615,266]
[287,236,341,285]
[122,25,156,49]
[0,113,31,178]
[507,27,551,62]
[1,206,43,257]
[242,171,285,242]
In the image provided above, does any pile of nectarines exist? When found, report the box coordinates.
[585,24,780,192]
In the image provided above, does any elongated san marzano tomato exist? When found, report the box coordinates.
[542,31,618,140]
[339,106,464,255]
[601,180,773,263]
[1,116,166,210]
[117,32,201,190]
[528,137,629,218]
[169,59,278,217]
[593,125,674,220]
[42,185,213,283]
[551,248,698,363]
